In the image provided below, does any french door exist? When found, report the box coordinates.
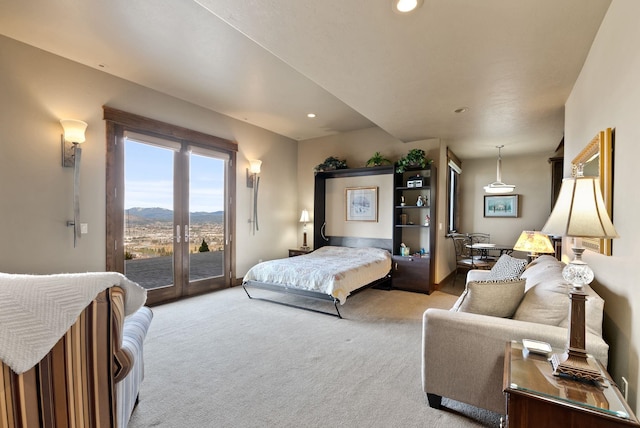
[105,108,237,305]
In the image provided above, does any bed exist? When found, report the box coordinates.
[242,245,392,318]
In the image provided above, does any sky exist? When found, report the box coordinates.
[124,139,225,212]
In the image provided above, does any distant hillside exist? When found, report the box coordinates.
[126,207,223,224]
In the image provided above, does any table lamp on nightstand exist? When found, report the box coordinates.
[299,209,310,250]
[541,166,619,382]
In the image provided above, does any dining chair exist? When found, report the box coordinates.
[451,234,491,286]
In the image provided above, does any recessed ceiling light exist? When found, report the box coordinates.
[454,107,469,114]
[307,113,316,118]
[393,0,423,14]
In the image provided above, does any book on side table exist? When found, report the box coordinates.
[503,340,639,428]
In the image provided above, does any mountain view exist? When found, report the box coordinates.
[126,207,224,224]
[124,207,224,259]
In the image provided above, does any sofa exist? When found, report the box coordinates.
[422,255,609,415]
[0,273,152,427]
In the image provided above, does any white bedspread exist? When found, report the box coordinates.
[0,272,146,374]
[242,246,391,304]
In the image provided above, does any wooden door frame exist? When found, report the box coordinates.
[104,106,237,304]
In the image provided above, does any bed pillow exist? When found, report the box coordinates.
[453,278,526,318]
[485,254,527,280]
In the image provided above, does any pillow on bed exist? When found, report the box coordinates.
[453,278,525,318]
[485,254,527,280]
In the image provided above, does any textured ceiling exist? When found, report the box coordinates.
[0,0,611,159]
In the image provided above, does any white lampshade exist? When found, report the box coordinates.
[513,231,555,254]
[60,119,88,144]
[299,209,310,223]
[541,176,618,239]
[542,174,618,289]
[249,159,262,174]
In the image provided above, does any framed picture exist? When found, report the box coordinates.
[345,186,378,222]
[484,195,519,218]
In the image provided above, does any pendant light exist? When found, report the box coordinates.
[484,145,515,193]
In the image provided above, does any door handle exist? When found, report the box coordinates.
[176,225,181,243]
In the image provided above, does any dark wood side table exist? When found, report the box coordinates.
[503,341,639,428]
[288,248,312,257]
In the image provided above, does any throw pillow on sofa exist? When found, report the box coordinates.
[453,278,526,318]
[486,254,527,280]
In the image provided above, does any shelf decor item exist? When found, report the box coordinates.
[314,156,348,173]
[365,151,391,167]
[396,149,431,173]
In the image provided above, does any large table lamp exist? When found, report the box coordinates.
[541,167,618,382]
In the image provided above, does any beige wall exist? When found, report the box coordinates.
[565,0,640,411]
[0,36,298,278]
[459,153,555,252]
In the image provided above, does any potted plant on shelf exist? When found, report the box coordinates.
[395,149,432,173]
[365,151,391,167]
[314,156,348,173]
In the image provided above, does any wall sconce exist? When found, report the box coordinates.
[299,209,310,249]
[60,119,87,247]
[61,119,88,167]
[247,159,262,234]
[246,159,262,188]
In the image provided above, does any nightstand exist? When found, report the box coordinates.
[503,340,639,427]
[288,248,312,257]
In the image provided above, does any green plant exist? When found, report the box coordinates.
[314,156,348,173]
[365,151,391,167]
[396,149,431,173]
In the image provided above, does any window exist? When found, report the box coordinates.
[447,148,462,233]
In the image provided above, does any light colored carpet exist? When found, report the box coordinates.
[128,286,502,427]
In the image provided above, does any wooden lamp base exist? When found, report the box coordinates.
[551,287,603,383]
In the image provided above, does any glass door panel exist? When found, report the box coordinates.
[123,139,176,291]
[188,152,226,283]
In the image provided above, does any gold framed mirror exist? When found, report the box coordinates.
[571,128,614,255]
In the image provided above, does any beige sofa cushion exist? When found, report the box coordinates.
[513,255,604,336]
[453,278,526,318]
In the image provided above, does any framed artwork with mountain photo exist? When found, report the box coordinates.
[484,195,519,218]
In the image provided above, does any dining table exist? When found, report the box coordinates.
[466,242,514,260]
